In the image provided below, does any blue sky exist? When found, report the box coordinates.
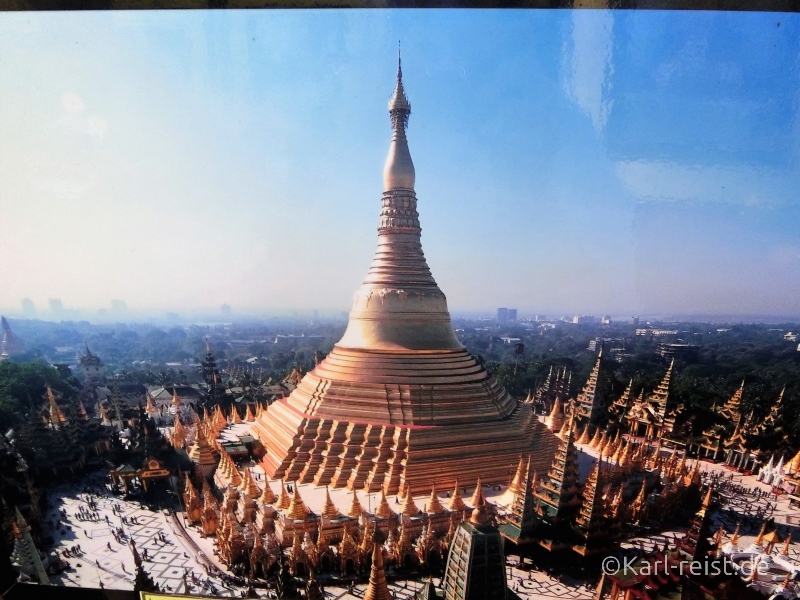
[0,10,798,319]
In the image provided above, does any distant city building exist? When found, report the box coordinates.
[636,328,676,337]
[535,314,547,322]
[601,315,612,325]
[571,315,596,324]
[632,316,640,326]
[20,298,35,316]
[78,345,104,379]
[496,308,517,322]
[658,343,700,360]
[221,304,232,316]
[49,298,64,317]
[499,336,522,345]
[784,332,798,342]
[273,334,325,347]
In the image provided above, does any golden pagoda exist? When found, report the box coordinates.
[347,490,365,519]
[276,480,291,510]
[47,387,66,424]
[183,474,203,524]
[187,423,218,479]
[400,487,421,518]
[259,480,277,505]
[508,456,525,495]
[574,349,604,424]
[321,487,341,519]
[424,482,445,515]
[374,488,395,520]
[285,485,311,521]
[250,55,558,495]
[171,415,186,449]
[447,480,467,514]
[363,533,392,600]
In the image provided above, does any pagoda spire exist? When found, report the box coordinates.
[47,387,66,424]
[285,484,310,520]
[502,456,539,544]
[447,479,466,513]
[424,482,445,515]
[320,486,340,519]
[347,490,365,518]
[363,532,392,600]
[374,488,395,519]
[335,53,463,353]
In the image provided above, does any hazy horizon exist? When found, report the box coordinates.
[2,11,799,318]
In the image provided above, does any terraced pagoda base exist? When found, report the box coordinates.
[250,347,559,496]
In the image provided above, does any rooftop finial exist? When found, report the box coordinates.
[398,40,402,81]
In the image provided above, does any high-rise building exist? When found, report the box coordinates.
[507,308,517,321]
[496,308,508,322]
[250,57,558,495]
[49,298,64,317]
[111,299,127,314]
[20,298,35,316]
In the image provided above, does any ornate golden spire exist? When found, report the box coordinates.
[374,488,395,519]
[47,387,66,424]
[712,525,725,549]
[363,531,391,600]
[755,521,767,546]
[187,423,217,468]
[447,479,466,513]
[334,56,462,353]
[400,487,420,517]
[577,425,591,445]
[469,478,484,508]
[286,485,310,520]
[384,48,413,191]
[172,388,182,408]
[508,456,525,495]
[276,480,291,510]
[244,404,255,422]
[347,490,365,518]
[731,522,741,546]
[781,531,792,556]
[259,480,277,505]
[469,485,491,526]
[321,487,341,519]
[232,406,242,424]
[146,394,158,414]
[424,482,444,515]
[172,415,186,448]
[240,468,261,499]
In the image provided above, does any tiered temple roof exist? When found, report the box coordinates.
[574,350,604,425]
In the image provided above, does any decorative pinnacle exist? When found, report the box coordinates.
[388,45,411,128]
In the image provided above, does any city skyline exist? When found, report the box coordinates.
[1,11,799,319]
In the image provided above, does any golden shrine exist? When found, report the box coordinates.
[249,56,558,496]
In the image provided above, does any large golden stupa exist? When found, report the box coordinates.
[251,57,558,495]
